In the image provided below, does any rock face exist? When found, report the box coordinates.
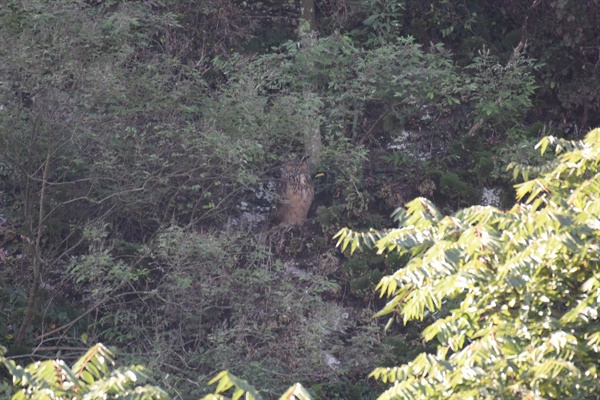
[278,158,314,226]
[481,187,504,208]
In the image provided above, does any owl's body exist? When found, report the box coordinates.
[278,159,314,226]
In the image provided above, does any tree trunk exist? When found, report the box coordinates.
[303,90,322,170]
[300,0,316,31]
[299,0,319,168]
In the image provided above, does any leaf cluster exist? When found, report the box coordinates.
[200,371,312,400]
[1,343,167,399]
[336,128,600,398]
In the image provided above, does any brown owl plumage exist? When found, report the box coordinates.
[278,158,314,226]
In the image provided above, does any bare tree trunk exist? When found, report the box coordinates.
[298,0,320,169]
[300,0,316,31]
[303,91,322,170]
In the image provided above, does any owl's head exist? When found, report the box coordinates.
[281,157,311,180]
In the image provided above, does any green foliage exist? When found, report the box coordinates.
[200,371,313,400]
[309,377,379,400]
[361,0,406,42]
[336,128,600,398]
[471,151,495,183]
[488,131,553,184]
[379,320,441,372]
[400,0,600,129]
[354,37,460,125]
[0,2,382,385]
[1,343,168,399]
[342,251,386,299]
[438,172,477,203]
[69,225,379,398]
[463,48,539,131]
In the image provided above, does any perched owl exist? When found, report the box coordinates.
[278,158,314,226]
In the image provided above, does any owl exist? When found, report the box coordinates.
[278,158,314,226]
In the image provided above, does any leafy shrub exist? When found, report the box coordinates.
[336,128,600,399]
[438,172,478,203]
[472,151,495,183]
[1,343,168,399]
